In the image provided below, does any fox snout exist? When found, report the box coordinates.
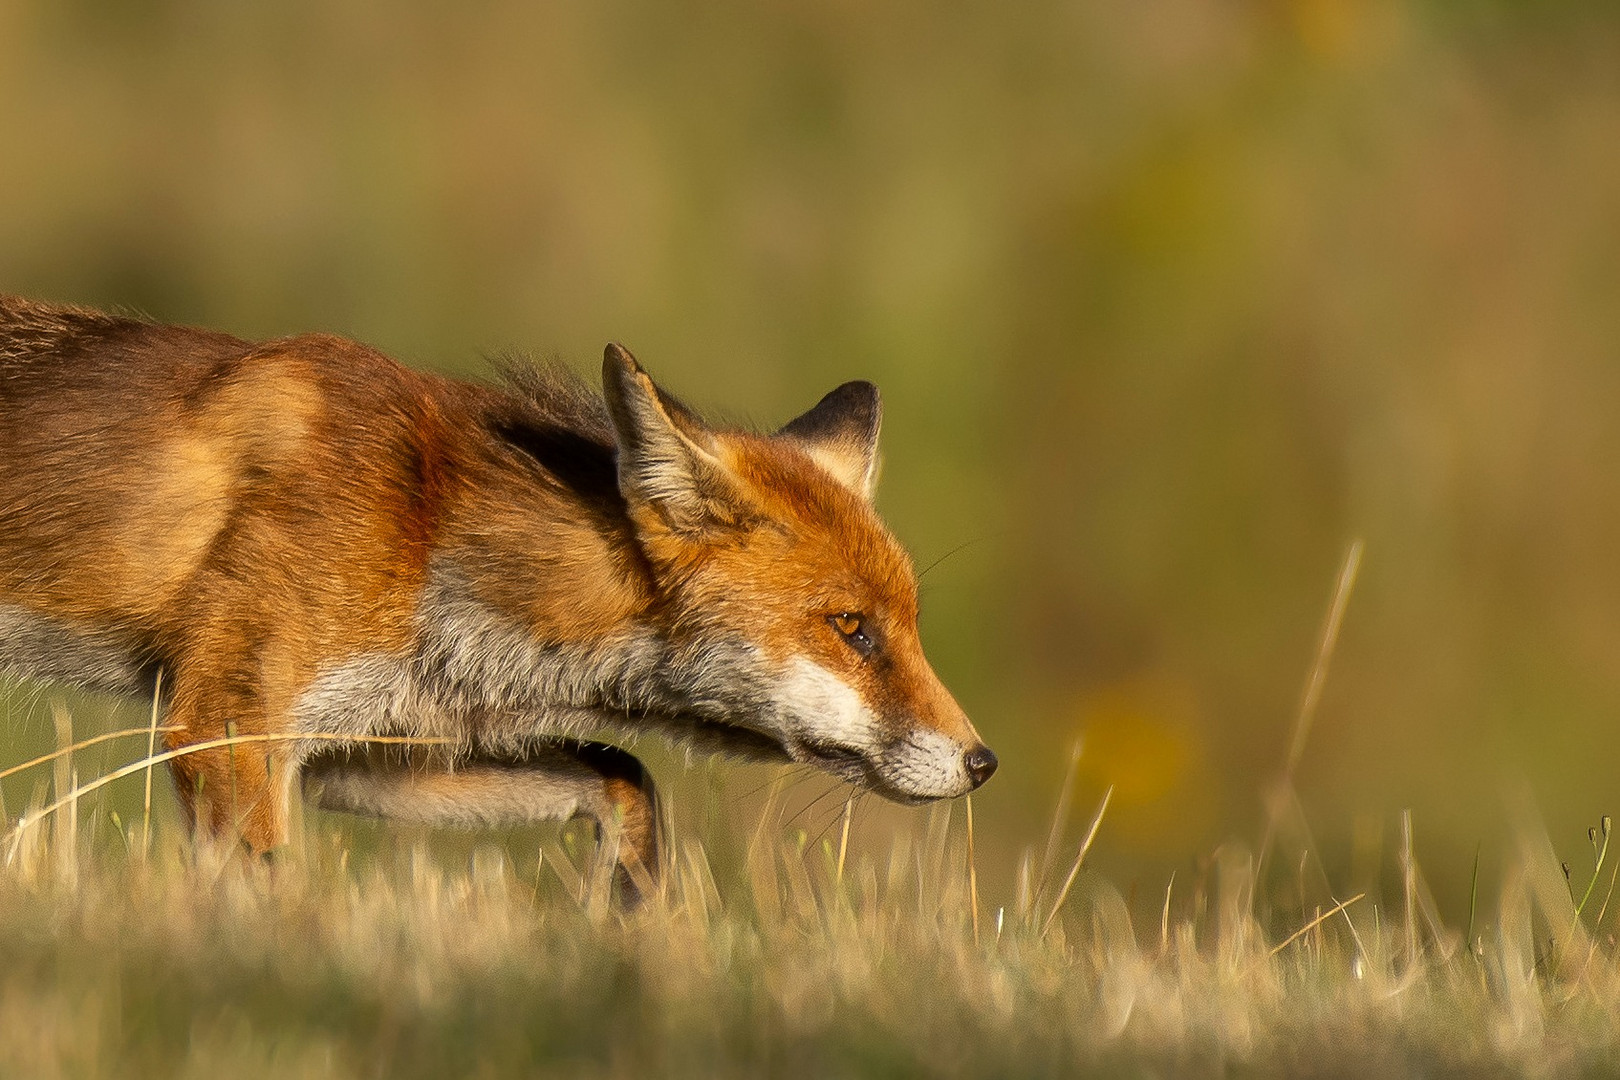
[884,674,997,800]
[874,717,997,802]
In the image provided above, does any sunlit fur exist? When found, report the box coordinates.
[0,295,991,886]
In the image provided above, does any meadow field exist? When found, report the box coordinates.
[1,771,1616,1078]
[1,646,1617,1078]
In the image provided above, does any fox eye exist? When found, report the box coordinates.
[829,612,875,657]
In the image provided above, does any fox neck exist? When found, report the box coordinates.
[414,557,663,716]
[401,556,782,755]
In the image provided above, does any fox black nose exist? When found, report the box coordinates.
[964,745,998,789]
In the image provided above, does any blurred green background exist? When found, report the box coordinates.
[4,0,1620,918]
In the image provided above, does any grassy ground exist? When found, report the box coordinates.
[2,559,1615,1077]
[1,740,1617,1080]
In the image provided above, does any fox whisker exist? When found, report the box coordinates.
[731,764,816,805]
[807,785,859,854]
[780,781,843,836]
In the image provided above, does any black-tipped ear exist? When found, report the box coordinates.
[601,343,746,533]
[777,381,882,499]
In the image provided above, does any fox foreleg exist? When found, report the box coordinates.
[300,740,659,903]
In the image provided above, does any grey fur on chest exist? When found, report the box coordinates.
[288,639,636,757]
[291,574,789,764]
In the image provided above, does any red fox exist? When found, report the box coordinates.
[0,295,995,894]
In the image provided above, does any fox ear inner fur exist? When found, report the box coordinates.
[601,342,752,534]
[777,380,882,500]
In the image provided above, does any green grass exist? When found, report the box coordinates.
[1,738,1618,1080]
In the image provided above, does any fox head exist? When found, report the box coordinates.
[602,344,996,802]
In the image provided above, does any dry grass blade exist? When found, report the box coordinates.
[539,836,585,905]
[1041,784,1113,939]
[1401,809,1418,966]
[1594,858,1620,936]
[966,794,981,946]
[50,705,75,885]
[0,723,184,784]
[1035,738,1083,906]
[1160,871,1175,954]
[1268,893,1365,957]
[1259,539,1364,893]
[1286,538,1364,779]
[835,795,853,889]
[142,669,164,857]
[1572,858,1620,986]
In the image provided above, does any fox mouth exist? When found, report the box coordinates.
[798,738,865,766]
[791,736,874,783]
[789,737,937,805]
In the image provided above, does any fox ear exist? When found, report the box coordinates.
[777,381,882,499]
[602,343,749,534]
